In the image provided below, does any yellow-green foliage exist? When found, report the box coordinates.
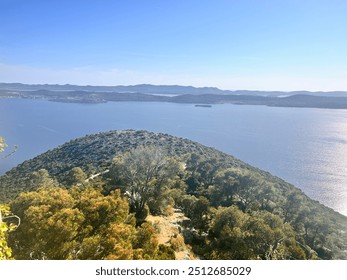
[0,204,15,260]
[8,186,172,260]
[0,138,13,259]
[0,137,6,152]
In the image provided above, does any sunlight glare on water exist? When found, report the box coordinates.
[1,99,347,216]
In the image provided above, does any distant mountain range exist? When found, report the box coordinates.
[2,82,347,97]
[2,83,347,109]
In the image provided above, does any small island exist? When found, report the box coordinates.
[195,104,212,108]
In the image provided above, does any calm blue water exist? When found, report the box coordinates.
[1,98,347,215]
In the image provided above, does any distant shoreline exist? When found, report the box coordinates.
[2,91,347,109]
[2,83,347,109]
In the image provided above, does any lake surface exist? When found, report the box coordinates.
[1,98,347,216]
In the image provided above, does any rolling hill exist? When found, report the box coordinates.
[0,130,346,259]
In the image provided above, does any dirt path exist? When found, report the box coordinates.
[147,211,200,260]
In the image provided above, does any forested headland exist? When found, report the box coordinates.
[0,130,346,260]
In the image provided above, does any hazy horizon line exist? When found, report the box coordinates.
[2,81,347,93]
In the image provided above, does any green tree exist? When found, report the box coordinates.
[208,206,249,259]
[244,211,307,259]
[189,197,210,232]
[26,169,56,190]
[207,206,308,260]
[109,146,182,224]
[208,168,240,207]
[65,167,87,187]
[185,154,227,196]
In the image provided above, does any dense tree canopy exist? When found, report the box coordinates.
[0,131,346,260]
[8,185,173,260]
[207,206,311,260]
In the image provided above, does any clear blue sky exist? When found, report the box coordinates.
[1,0,347,91]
